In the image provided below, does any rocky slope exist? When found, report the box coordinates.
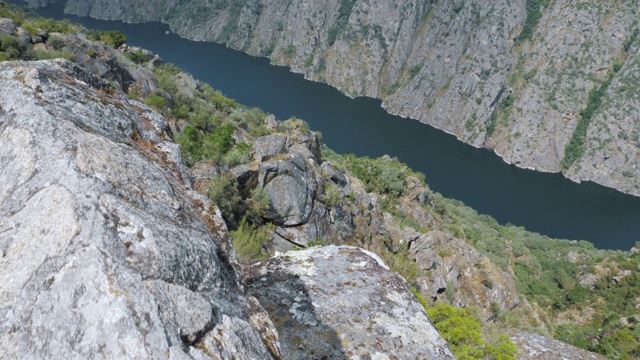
[2,8,636,359]
[20,0,640,197]
[0,56,458,359]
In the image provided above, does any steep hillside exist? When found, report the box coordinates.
[0,12,455,360]
[21,0,640,198]
[2,5,639,359]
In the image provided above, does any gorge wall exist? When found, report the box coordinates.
[23,0,640,197]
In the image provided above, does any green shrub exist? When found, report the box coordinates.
[126,49,148,64]
[145,95,169,111]
[427,302,486,359]
[245,186,271,224]
[382,244,419,284]
[100,30,127,48]
[176,125,203,164]
[518,0,549,43]
[230,218,273,263]
[561,73,613,169]
[47,34,65,50]
[222,142,253,166]
[208,173,242,224]
[327,0,356,45]
[202,123,236,160]
[31,49,74,61]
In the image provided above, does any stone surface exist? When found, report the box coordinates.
[512,331,609,360]
[259,154,317,226]
[244,246,455,359]
[0,17,16,36]
[253,134,286,161]
[0,59,274,359]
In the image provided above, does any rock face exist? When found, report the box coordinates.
[0,59,275,359]
[0,18,16,36]
[244,246,455,360]
[512,331,609,360]
[24,0,640,197]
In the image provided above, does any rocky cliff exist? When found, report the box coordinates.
[1,7,635,359]
[0,57,455,359]
[21,0,640,197]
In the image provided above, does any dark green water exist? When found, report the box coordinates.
[29,1,640,249]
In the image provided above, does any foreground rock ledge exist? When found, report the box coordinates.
[245,246,455,360]
[0,59,274,359]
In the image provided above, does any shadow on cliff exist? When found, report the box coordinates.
[245,270,347,360]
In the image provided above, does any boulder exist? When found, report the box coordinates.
[253,134,286,161]
[245,246,455,359]
[260,155,317,226]
[0,17,15,36]
[37,28,49,41]
[512,331,608,360]
[15,28,32,47]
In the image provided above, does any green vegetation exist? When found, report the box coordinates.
[125,49,148,64]
[109,23,639,358]
[439,195,640,358]
[412,287,517,360]
[0,5,76,62]
[560,49,627,169]
[560,73,613,169]
[518,0,550,43]
[230,218,273,263]
[327,0,356,46]
[88,29,127,48]
[322,149,425,199]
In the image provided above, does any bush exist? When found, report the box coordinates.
[230,218,273,263]
[202,123,235,161]
[126,49,148,64]
[427,302,487,359]
[245,186,271,223]
[176,125,203,163]
[47,34,65,50]
[145,95,169,111]
[208,173,242,225]
[100,30,127,48]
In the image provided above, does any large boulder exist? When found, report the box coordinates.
[244,246,455,359]
[253,134,287,161]
[0,18,16,36]
[0,59,275,359]
[260,153,317,226]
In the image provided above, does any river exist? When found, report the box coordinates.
[26,1,640,250]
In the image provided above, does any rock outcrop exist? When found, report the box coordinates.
[23,0,640,197]
[0,59,275,359]
[0,57,461,359]
[245,246,455,359]
[512,331,609,360]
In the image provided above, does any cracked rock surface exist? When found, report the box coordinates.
[244,245,455,360]
[0,59,274,360]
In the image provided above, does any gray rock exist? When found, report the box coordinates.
[37,28,49,40]
[15,28,32,47]
[175,71,201,99]
[32,35,43,44]
[512,331,609,360]
[245,246,455,359]
[0,59,274,359]
[253,134,286,161]
[260,156,316,226]
[151,54,164,67]
[0,18,16,36]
